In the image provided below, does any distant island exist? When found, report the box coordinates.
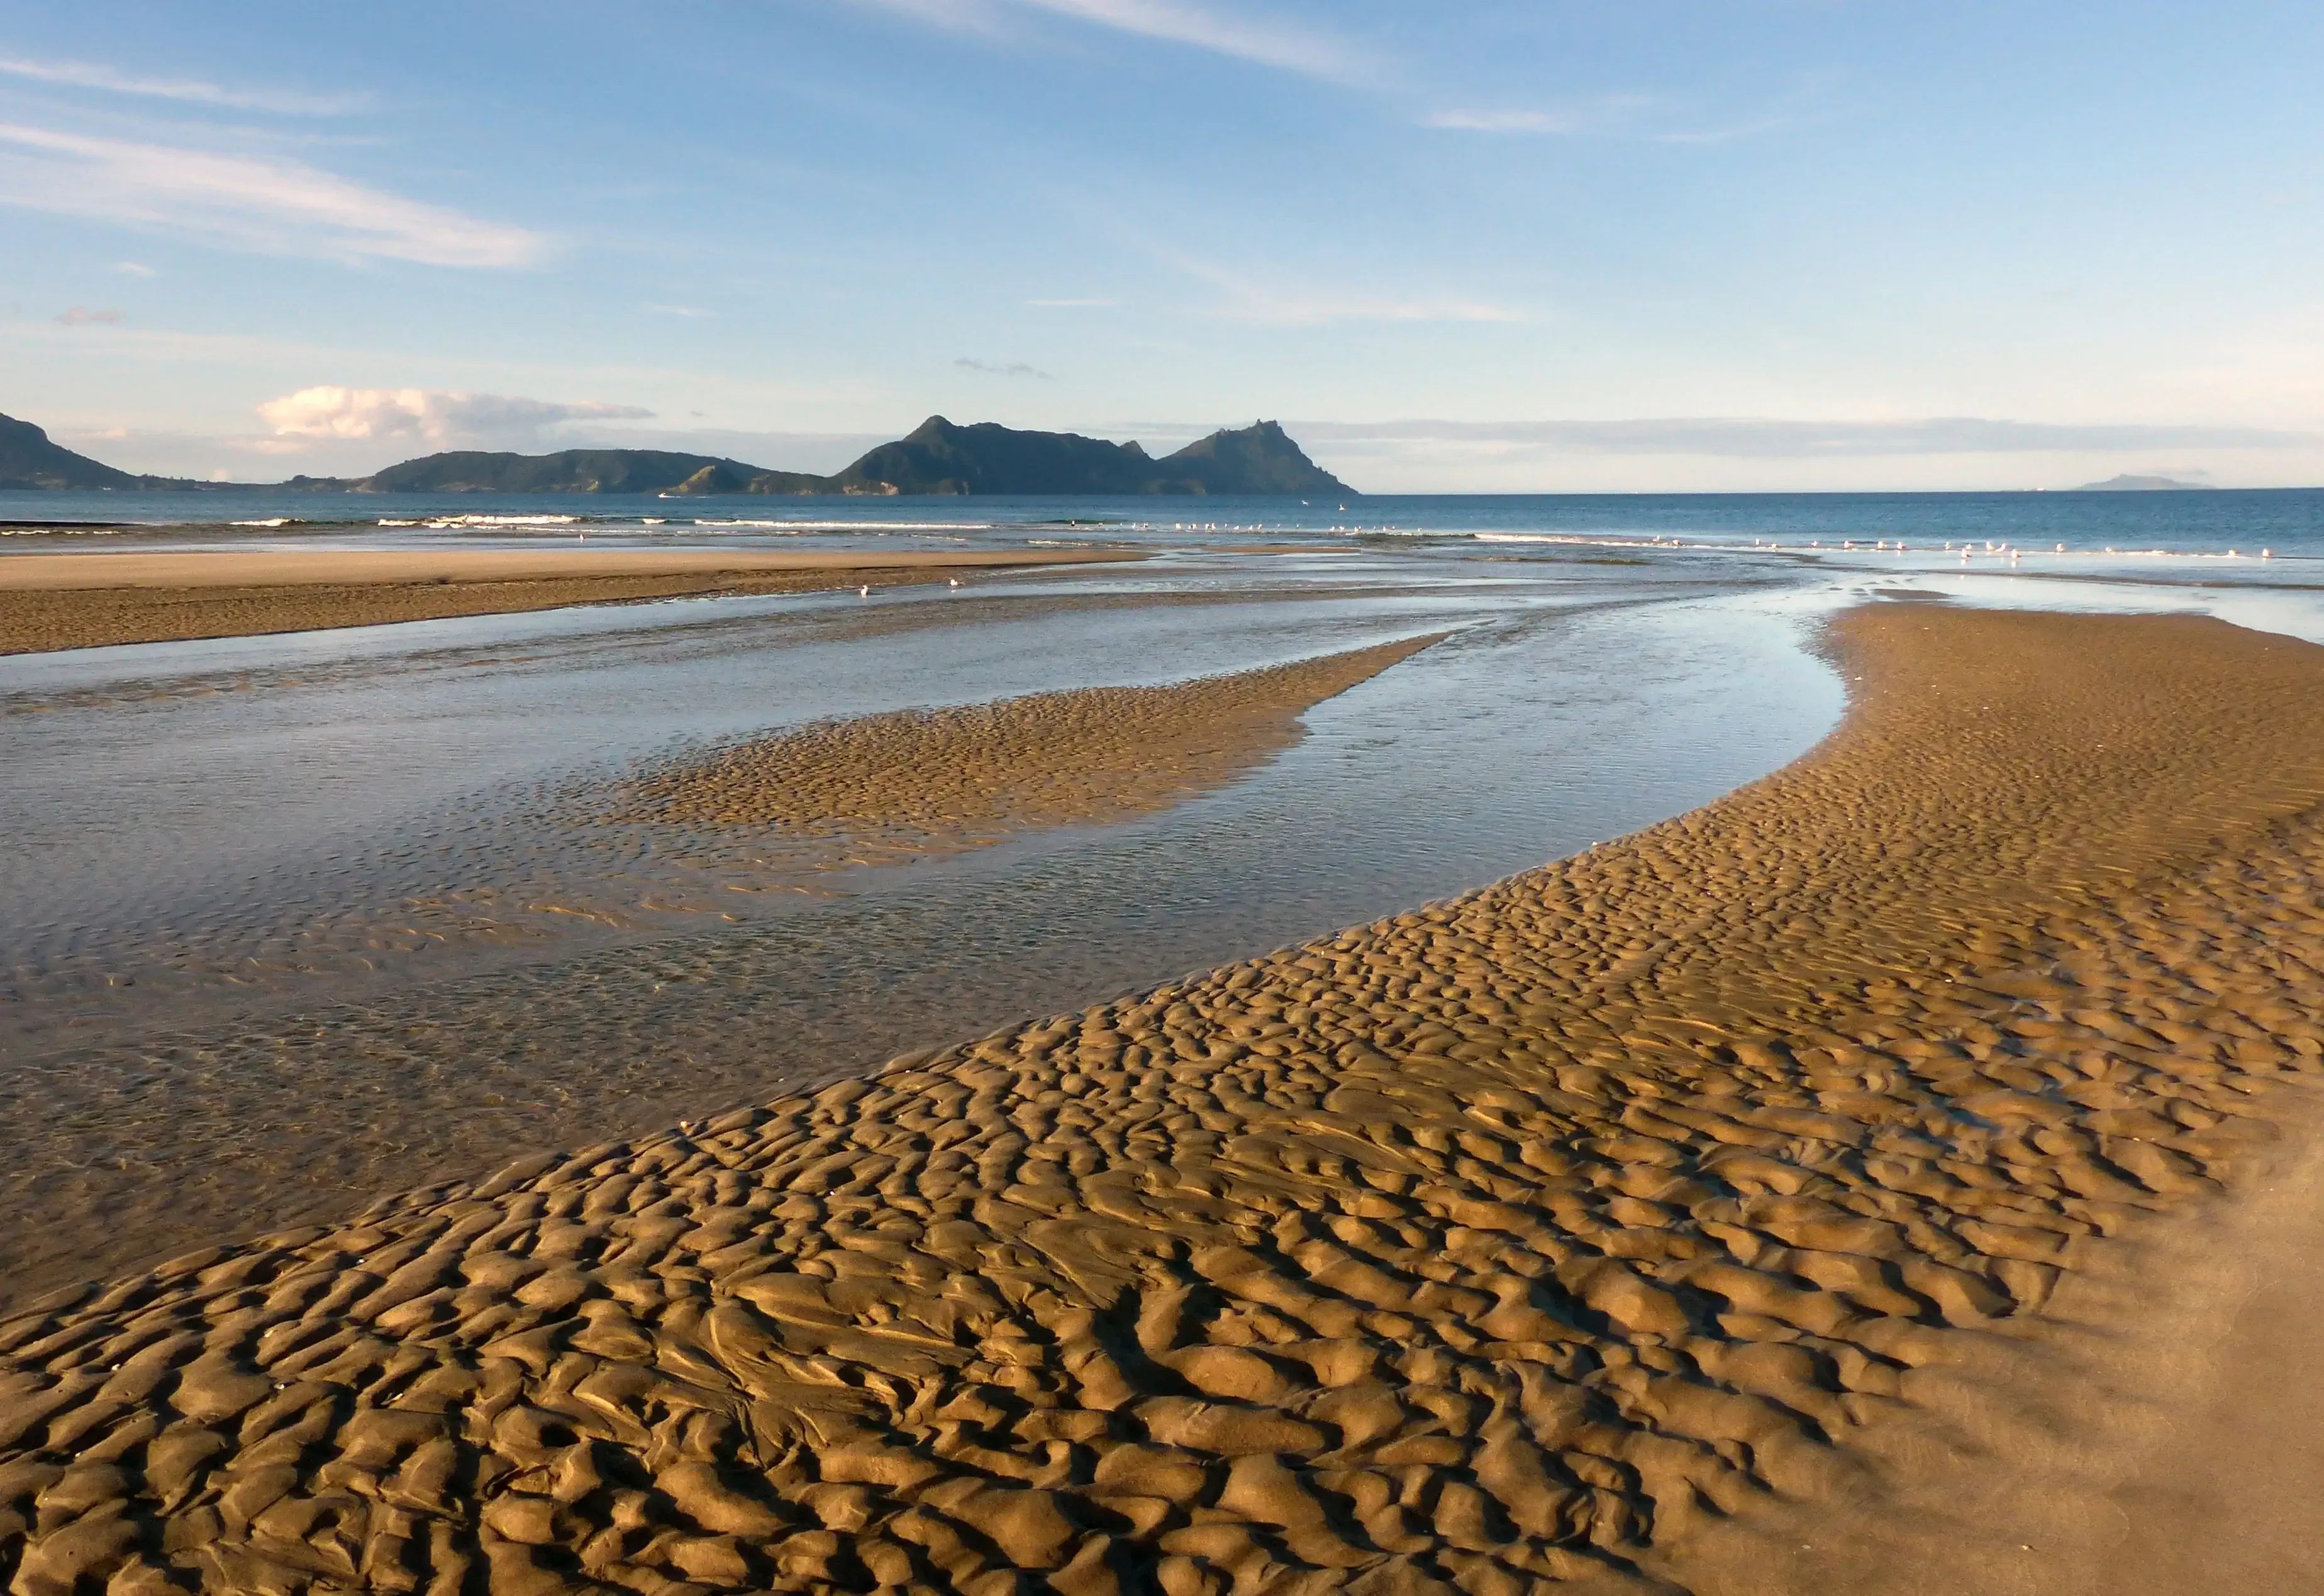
[0,410,1355,497]
[2074,473,2209,491]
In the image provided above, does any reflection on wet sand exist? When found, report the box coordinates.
[0,579,1834,1305]
[8,606,2324,1593]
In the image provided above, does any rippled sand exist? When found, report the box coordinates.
[0,603,1813,1317]
[613,635,1447,858]
[6,605,2324,1592]
[0,548,1138,655]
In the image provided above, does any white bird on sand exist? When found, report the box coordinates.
[949,578,960,587]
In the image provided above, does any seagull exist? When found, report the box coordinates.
[858,585,870,597]
[948,578,960,587]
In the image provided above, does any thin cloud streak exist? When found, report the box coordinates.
[1421,97,1653,136]
[1014,0,1368,80]
[859,0,1371,82]
[0,124,544,267]
[1652,117,1793,146]
[0,55,366,114]
[1423,97,1787,144]
[1287,417,2318,457]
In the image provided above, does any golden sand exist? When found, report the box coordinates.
[0,638,1445,1308]
[0,548,1141,655]
[5,605,2324,1593]
[613,634,1447,855]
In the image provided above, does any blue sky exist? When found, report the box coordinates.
[1,0,2319,490]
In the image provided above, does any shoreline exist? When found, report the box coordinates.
[0,546,1144,655]
[6,602,2324,1590]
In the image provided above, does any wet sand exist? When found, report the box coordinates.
[0,548,1141,655]
[6,604,2324,1592]
[0,633,1454,1299]
[613,634,1447,855]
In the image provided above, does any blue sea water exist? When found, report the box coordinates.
[3,486,2321,561]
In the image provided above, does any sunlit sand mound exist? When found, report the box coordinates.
[5,606,2324,1594]
[612,634,1447,851]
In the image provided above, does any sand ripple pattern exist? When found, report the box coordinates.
[6,607,2324,1593]
[608,636,1448,856]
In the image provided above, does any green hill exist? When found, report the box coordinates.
[0,412,141,490]
[821,417,1164,496]
[816,417,1352,496]
[353,448,774,495]
[1145,419,1350,496]
[0,408,1356,496]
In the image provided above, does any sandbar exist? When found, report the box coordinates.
[612,633,1447,852]
[5,604,2324,1593]
[0,546,1143,655]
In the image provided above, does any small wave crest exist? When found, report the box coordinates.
[1473,532,1687,549]
[709,519,997,532]
[416,514,586,529]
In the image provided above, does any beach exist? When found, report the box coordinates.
[610,634,1448,844]
[0,628,1476,1302]
[0,548,1143,655]
[5,598,2323,1592]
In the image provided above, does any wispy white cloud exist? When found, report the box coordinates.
[113,259,157,276]
[955,357,1054,379]
[647,302,712,317]
[859,0,1370,82]
[1287,417,2318,457]
[1421,96,1654,136]
[1423,96,1787,144]
[0,55,366,114]
[0,124,545,267]
[1019,0,1365,79]
[1652,117,1793,146]
[1027,296,1116,308]
[1423,109,1579,134]
[257,386,652,442]
[55,305,123,325]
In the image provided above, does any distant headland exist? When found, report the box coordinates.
[0,411,1355,497]
[2073,473,2209,491]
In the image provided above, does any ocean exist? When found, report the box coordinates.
[4,485,2322,561]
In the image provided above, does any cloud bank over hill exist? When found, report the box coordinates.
[255,387,655,445]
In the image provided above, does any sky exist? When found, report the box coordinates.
[1,0,2320,492]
